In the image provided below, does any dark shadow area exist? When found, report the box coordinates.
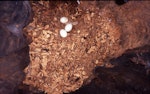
[0,1,32,94]
[115,0,128,5]
[0,1,32,57]
[66,46,150,94]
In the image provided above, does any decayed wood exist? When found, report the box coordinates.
[23,1,150,94]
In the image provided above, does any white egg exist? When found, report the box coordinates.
[65,23,73,32]
[60,17,68,24]
[60,29,67,38]
[77,0,80,4]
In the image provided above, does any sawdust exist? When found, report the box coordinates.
[23,1,150,94]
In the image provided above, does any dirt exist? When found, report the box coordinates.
[23,1,150,94]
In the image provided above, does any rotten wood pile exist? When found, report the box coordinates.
[23,1,150,94]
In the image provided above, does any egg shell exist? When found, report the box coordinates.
[60,17,68,24]
[60,29,67,38]
[65,23,73,32]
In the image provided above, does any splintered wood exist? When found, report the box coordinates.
[23,1,150,94]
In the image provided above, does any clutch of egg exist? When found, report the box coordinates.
[59,17,73,38]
